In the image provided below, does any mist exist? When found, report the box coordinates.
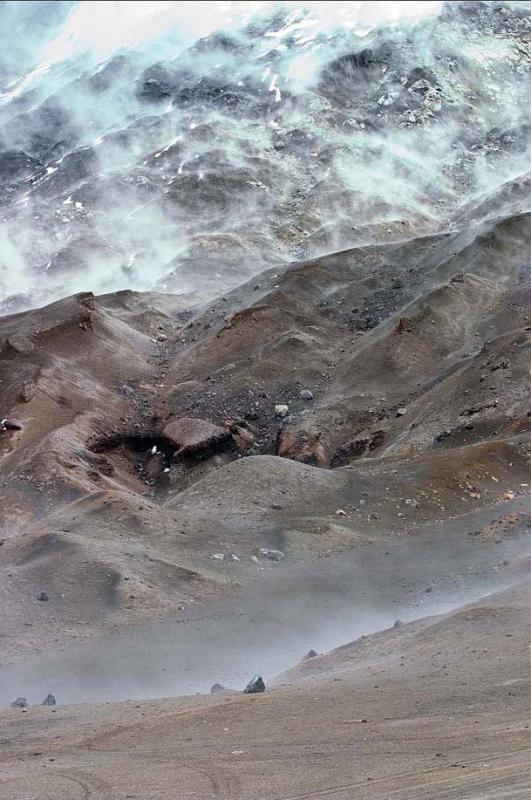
[0,0,529,313]
[0,527,526,706]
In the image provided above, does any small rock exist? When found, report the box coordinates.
[37,592,49,602]
[396,408,408,417]
[274,404,289,418]
[335,509,347,517]
[404,498,419,508]
[243,674,265,694]
[299,389,314,400]
[157,334,167,342]
[502,491,515,501]
[393,619,403,628]
[120,384,134,397]
[10,697,28,708]
[210,683,226,695]
[303,649,318,659]
[259,548,284,562]
[211,553,225,561]
[42,694,56,706]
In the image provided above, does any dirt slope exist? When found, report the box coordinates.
[0,189,530,659]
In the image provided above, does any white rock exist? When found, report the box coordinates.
[275,404,289,417]
[259,548,284,561]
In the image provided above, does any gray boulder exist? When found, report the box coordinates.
[42,694,56,706]
[10,697,28,708]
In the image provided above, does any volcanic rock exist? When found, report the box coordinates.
[243,675,265,694]
[162,418,231,458]
[42,694,56,706]
[10,697,28,708]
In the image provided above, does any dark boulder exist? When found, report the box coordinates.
[243,674,265,694]
[42,694,56,706]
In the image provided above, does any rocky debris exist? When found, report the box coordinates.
[259,548,284,561]
[226,420,255,451]
[243,674,265,694]
[210,683,227,694]
[42,694,56,706]
[299,389,314,400]
[10,697,28,708]
[37,592,49,602]
[274,404,289,418]
[162,417,231,459]
[277,427,327,467]
[332,430,386,466]
[461,401,498,417]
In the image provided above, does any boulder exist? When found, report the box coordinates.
[10,697,28,708]
[243,674,265,694]
[162,418,231,458]
[42,694,56,706]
